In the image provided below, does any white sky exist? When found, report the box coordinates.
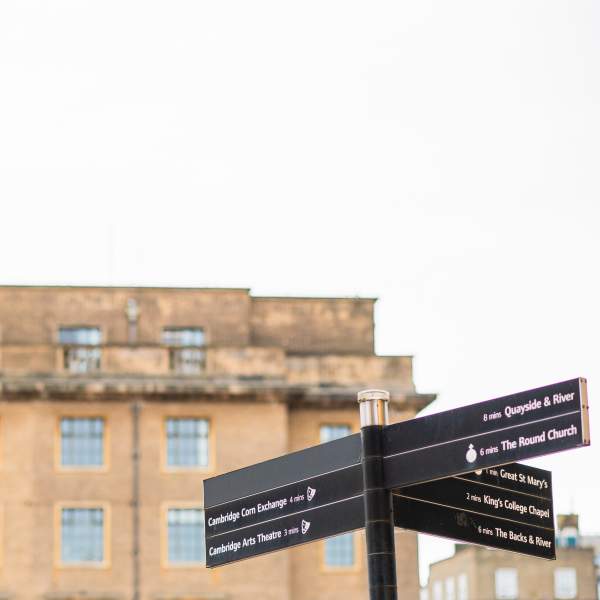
[1,0,599,586]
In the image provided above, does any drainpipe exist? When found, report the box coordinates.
[131,400,141,600]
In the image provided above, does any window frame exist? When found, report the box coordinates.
[554,567,578,600]
[161,416,214,473]
[320,530,362,573]
[161,326,206,375]
[161,502,206,569]
[457,572,469,600]
[57,325,103,374]
[494,568,518,600]
[55,415,109,472]
[54,502,111,569]
[319,423,354,444]
[318,420,358,572]
[445,576,456,600]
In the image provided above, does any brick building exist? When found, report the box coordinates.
[423,515,598,600]
[0,286,434,600]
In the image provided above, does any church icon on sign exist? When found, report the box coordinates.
[466,444,477,463]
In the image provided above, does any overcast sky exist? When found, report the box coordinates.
[1,0,599,585]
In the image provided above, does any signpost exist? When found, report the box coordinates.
[206,494,364,567]
[383,378,589,489]
[393,494,555,560]
[394,463,555,559]
[204,378,590,599]
[204,434,364,566]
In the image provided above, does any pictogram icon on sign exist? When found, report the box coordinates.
[466,444,477,463]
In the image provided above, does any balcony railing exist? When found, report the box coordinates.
[168,347,206,374]
[63,346,102,374]
[0,343,414,389]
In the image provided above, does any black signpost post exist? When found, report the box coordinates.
[203,378,590,599]
[358,390,398,600]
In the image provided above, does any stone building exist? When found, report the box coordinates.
[561,515,600,600]
[0,285,434,600]
[424,515,598,600]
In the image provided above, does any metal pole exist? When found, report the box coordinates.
[358,389,397,600]
[131,400,141,600]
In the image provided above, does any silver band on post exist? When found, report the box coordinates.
[357,389,390,427]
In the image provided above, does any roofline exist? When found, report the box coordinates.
[0,285,251,291]
[253,295,378,302]
[0,286,378,301]
[428,546,475,568]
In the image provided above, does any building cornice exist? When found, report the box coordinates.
[0,376,435,411]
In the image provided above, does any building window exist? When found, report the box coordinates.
[162,327,205,374]
[60,507,105,564]
[457,573,468,600]
[60,417,105,467]
[432,581,443,600]
[320,424,354,567]
[495,568,518,600]
[554,568,577,600]
[167,508,205,564]
[324,533,354,567]
[165,418,209,468]
[59,326,102,373]
[320,424,351,443]
[445,577,456,600]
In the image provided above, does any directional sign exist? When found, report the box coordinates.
[204,434,363,567]
[207,494,364,567]
[206,462,555,566]
[204,378,589,568]
[204,432,361,508]
[206,464,363,538]
[394,463,555,559]
[458,462,552,500]
[384,378,589,489]
[394,495,555,559]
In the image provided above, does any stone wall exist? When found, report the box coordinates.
[0,286,434,600]
[250,297,375,355]
[428,545,598,600]
[0,287,252,347]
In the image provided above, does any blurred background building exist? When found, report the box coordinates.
[0,285,434,600]
[422,514,599,600]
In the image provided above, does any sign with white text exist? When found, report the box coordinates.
[206,495,364,567]
[204,435,363,567]
[394,494,555,559]
[204,378,589,567]
[384,378,589,489]
[394,463,555,558]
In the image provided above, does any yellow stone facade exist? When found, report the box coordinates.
[0,286,434,600]
[426,545,597,600]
